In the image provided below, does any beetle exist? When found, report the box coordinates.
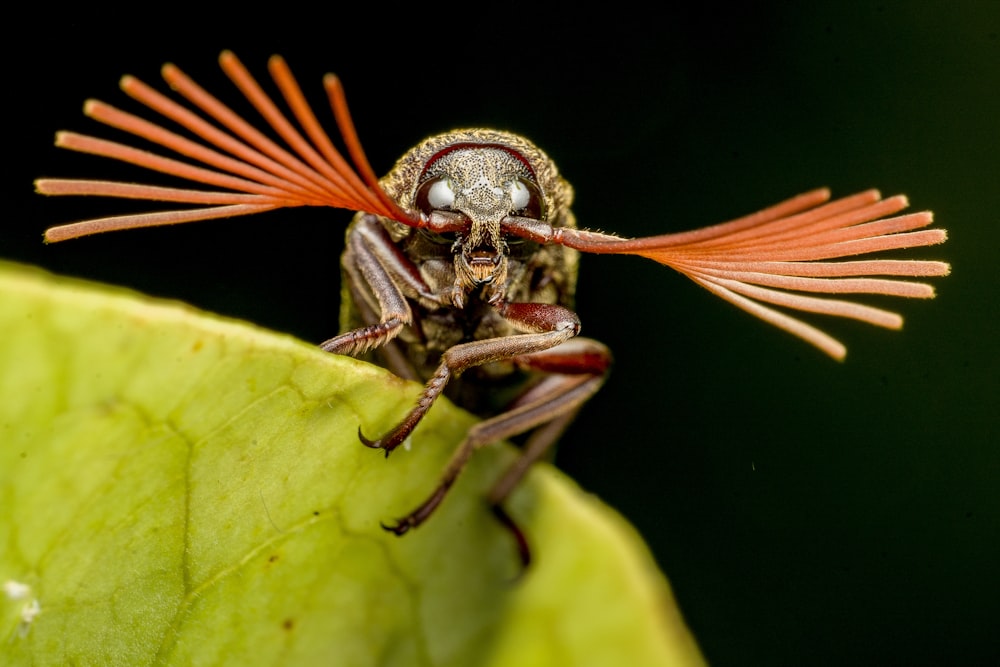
[37,51,950,563]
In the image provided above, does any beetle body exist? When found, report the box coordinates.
[338,130,586,416]
[318,130,612,549]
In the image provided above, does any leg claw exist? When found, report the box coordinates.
[380,519,411,536]
[358,426,380,449]
[492,504,531,569]
[358,426,396,458]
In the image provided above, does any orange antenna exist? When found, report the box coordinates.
[37,51,417,242]
[36,52,949,361]
[551,188,949,359]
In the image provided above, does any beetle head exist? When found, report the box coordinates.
[382,130,573,304]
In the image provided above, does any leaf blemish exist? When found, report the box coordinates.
[3,580,31,600]
[4,584,42,639]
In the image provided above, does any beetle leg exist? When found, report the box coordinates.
[489,409,579,567]
[489,337,615,505]
[380,374,599,533]
[320,215,442,358]
[380,337,611,563]
[360,302,582,455]
[338,255,422,382]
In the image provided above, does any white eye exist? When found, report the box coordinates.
[415,176,458,214]
[506,178,545,219]
[508,180,530,211]
[427,178,456,209]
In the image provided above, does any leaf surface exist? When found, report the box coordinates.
[0,261,704,666]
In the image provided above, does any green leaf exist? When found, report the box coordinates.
[0,261,704,666]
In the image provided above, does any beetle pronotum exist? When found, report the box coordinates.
[37,52,950,563]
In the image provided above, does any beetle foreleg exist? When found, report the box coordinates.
[320,216,441,357]
[381,337,611,565]
[379,374,598,535]
[360,303,582,456]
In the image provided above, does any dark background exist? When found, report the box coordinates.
[6,4,998,665]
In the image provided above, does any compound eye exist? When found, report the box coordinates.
[508,178,545,219]
[415,176,456,214]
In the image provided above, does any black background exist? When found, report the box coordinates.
[6,4,998,665]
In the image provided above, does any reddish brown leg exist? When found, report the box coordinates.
[320,215,443,358]
[381,337,612,566]
[488,409,580,567]
[359,301,583,455]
